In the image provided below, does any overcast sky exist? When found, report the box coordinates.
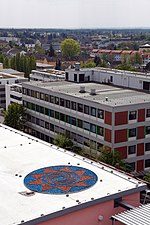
[0,0,150,29]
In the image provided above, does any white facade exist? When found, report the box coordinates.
[0,72,27,108]
[66,67,150,91]
[30,70,65,82]
[5,84,23,109]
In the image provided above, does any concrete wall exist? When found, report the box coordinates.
[38,192,140,225]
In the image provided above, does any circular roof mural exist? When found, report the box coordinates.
[24,165,98,194]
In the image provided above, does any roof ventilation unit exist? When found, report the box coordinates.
[75,62,80,71]
[79,86,85,93]
[105,97,108,101]
[90,89,96,95]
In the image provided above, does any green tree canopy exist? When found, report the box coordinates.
[4,103,26,130]
[61,38,80,57]
[54,134,73,150]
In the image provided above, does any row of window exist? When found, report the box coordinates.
[129,109,150,120]
[128,159,150,171]
[25,103,104,136]
[128,126,150,138]
[128,143,150,155]
[25,118,103,150]
[24,101,150,139]
[23,89,104,119]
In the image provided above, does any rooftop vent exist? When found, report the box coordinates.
[79,86,85,93]
[75,62,80,71]
[105,97,108,101]
[90,89,96,95]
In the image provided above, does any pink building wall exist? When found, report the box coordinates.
[38,192,140,225]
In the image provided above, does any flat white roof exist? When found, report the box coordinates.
[0,124,146,225]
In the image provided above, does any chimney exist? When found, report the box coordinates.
[79,86,85,93]
[90,89,96,95]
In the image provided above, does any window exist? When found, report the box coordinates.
[110,76,113,82]
[128,145,136,155]
[129,128,136,138]
[91,107,96,117]
[31,90,35,97]
[31,103,35,111]
[60,98,65,107]
[66,115,70,124]
[60,113,65,122]
[84,121,90,131]
[26,89,31,96]
[50,109,54,118]
[40,106,44,114]
[72,117,76,126]
[129,111,136,120]
[98,109,104,119]
[97,126,104,136]
[22,88,26,95]
[90,124,96,133]
[146,126,150,135]
[78,103,83,113]
[40,93,44,100]
[84,105,89,114]
[77,119,83,128]
[74,74,77,82]
[66,100,70,108]
[50,95,54,103]
[146,109,150,118]
[145,143,150,152]
[128,162,135,171]
[55,97,59,105]
[40,120,45,127]
[65,72,68,80]
[50,123,54,132]
[71,101,76,110]
[45,108,50,116]
[35,91,39,99]
[45,122,49,130]
[36,104,40,112]
[84,137,90,147]
[145,159,150,168]
[45,94,49,102]
[36,118,40,125]
[55,111,59,120]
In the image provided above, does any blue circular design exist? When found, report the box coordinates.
[24,165,98,194]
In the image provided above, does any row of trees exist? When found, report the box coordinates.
[0,53,36,77]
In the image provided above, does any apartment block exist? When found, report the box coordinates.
[22,78,150,172]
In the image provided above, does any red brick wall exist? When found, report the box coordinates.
[137,160,144,172]
[137,126,145,139]
[138,109,145,122]
[115,146,127,159]
[105,111,112,125]
[137,143,144,156]
[115,129,127,143]
[115,111,128,126]
[104,128,112,143]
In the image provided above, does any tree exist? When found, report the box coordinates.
[54,134,73,150]
[48,44,55,57]
[61,38,80,57]
[4,103,26,130]
[98,147,125,168]
[81,60,96,68]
